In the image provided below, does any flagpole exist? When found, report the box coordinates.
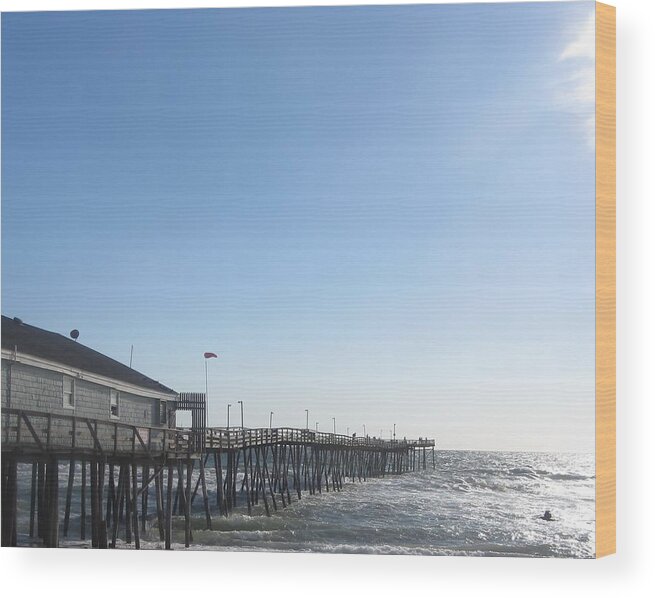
[203,352,218,426]
[205,358,209,408]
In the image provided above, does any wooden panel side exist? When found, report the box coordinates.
[595,1,616,559]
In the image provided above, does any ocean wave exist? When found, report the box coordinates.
[507,467,541,479]
[12,451,595,558]
[546,473,594,481]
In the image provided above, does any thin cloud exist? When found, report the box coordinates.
[559,12,595,62]
[557,11,595,149]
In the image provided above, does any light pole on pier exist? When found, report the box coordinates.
[305,409,309,430]
[393,423,396,442]
[315,421,319,431]
[227,403,231,429]
[237,400,244,428]
[332,417,336,434]
[269,411,274,429]
[363,423,366,436]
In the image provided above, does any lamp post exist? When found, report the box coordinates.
[227,403,231,429]
[269,411,274,429]
[347,427,350,436]
[237,400,244,428]
[393,423,396,442]
[332,417,336,434]
[305,409,309,430]
[315,421,319,431]
[363,424,366,436]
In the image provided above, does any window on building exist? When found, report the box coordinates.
[110,389,120,418]
[63,376,75,408]
[159,401,167,425]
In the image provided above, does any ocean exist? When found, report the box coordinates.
[14,450,595,558]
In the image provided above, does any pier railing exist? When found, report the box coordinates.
[2,408,434,458]
[1,408,194,458]
[201,426,435,451]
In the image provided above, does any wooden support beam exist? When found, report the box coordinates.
[155,465,165,541]
[261,447,278,511]
[199,457,212,530]
[21,413,45,452]
[110,464,125,548]
[106,464,115,530]
[90,458,98,547]
[97,460,108,549]
[63,459,75,538]
[29,462,37,538]
[80,460,87,541]
[184,459,193,548]
[44,458,59,548]
[1,458,18,547]
[124,463,133,544]
[165,461,174,550]
[242,448,252,516]
[141,464,149,533]
[214,451,226,517]
[131,463,140,549]
[254,447,270,517]
[85,420,105,456]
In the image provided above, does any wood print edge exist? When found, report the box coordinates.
[595,1,616,559]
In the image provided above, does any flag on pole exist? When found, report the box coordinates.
[204,352,218,359]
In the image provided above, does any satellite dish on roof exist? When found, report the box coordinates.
[70,329,80,341]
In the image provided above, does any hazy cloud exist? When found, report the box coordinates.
[559,12,595,62]
[556,11,595,149]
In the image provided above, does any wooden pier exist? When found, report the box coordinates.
[1,407,436,549]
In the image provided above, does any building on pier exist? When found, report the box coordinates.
[1,315,178,429]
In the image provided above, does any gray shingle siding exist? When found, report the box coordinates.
[1,363,8,406]
[1,360,174,429]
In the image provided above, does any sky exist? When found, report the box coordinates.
[1,2,597,451]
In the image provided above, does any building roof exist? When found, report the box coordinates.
[1,315,177,396]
